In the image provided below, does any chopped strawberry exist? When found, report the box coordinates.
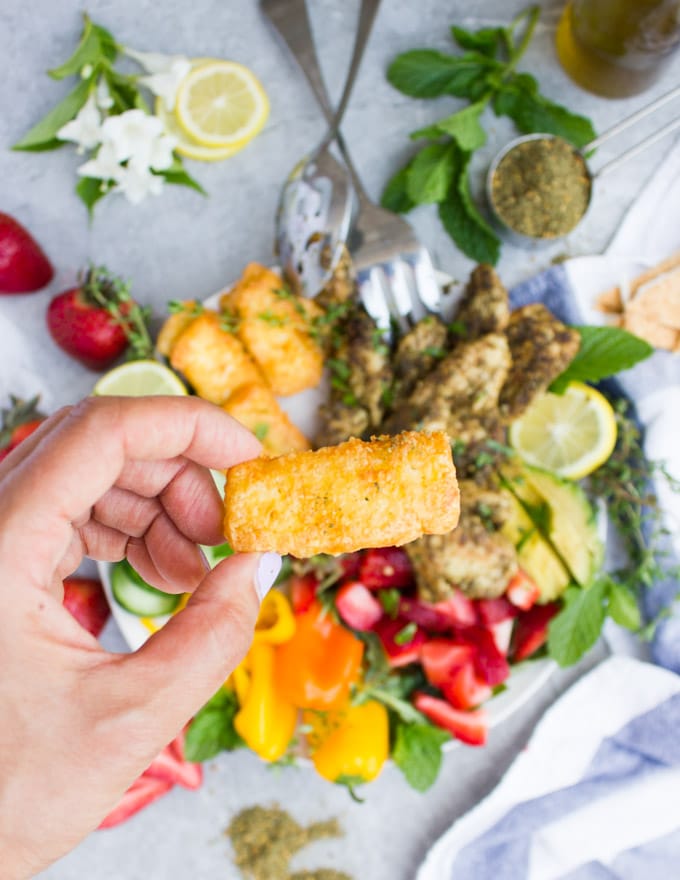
[339,552,362,580]
[458,625,510,686]
[335,580,383,631]
[512,602,561,662]
[290,573,318,615]
[441,661,493,710]
[476,596,518,626]
[0,395,45,462]
[145,746,202,790]
[420,640,474,687]
[414,693,488,746]
[359,547,413,590]
[62,577,110,637]
[398,597,453,633]
[98,776,173,829]
[374,617,427,667]
[432,590,477,628]
[506,569,541,611]
[487,618,515,656]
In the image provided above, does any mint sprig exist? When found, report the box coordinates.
[382,6,596,264]
[184,687,244,762]
[392,722,451,792]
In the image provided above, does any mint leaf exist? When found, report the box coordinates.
[438,151,500,265]
[451,25,506,58]
[548,579,608,667]
[387,50,496,101]
[550,325,654,394]
[381,163,417,214]
[12,79,91,151]
[48,14,118,80]
[184,687,244,762]
[607,579,642,631]
[410,101,487,151]
[494,77,596,148]
[392,722,450,792]
[406,143,457,205]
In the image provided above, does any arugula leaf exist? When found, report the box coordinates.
[547,579,608,667]
[410,101,487,151]
[550,325,654,394]
[48,14,118,80]
[387,50,497,101]
[607,580,642,631]
[451,25,506,58]
[392,722,450,792]
[184,687,244,762]
[380,164,416,214]
[406,143,457,205]
[12,79,91,151]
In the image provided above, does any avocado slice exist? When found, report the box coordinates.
[503,465,603,587]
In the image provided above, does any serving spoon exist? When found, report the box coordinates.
[262,0,382,297]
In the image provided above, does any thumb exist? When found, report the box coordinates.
[121,551,282,734]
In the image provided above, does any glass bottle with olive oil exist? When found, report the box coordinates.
[556,0,680,97]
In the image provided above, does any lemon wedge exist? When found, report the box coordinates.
[92,360,188,397]
[508,381,617,479]
[175,60,269,148]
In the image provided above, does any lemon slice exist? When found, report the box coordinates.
[175,60,269,148]
[509,381,617,479]
[93,360,188,397]
[156,98,242,161]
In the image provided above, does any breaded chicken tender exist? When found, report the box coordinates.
[170,311,264,404]
[454,264,510,338]
[222,383,310,457]
[223,431,459,557]
[221,263,325,396]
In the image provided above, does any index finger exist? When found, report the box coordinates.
[2,395,261,581]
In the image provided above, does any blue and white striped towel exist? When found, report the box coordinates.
[418,139,680,879]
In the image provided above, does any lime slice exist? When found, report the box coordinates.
[175,60,269,148]
[509,381,617,479]
[93,360,188,397]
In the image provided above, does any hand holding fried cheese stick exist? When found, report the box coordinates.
[223,430,460,557]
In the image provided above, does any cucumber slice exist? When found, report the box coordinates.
[111,560,181,616]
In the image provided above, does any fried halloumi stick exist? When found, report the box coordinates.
[220,263,324,396]
[169,311,264,405]
[223,430,459,557]
[222,382,310,457]
[156,301,200,357]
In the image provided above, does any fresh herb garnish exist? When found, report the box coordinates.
[392,722,451,792]
[220,311,241,334]
[394,621,418,646]
[184,687,244,761]
[382,6,595,263]
[258,309,289,327]
[83,264,154,360]
[167,299,204,317]
[378,588,401,619]
[254,423,270,441]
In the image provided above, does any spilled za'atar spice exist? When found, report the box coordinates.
[227,805,352,880]
[491,136,591,238]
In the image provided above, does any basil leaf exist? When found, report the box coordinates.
[381,162,416,214]
[410,100,487,151]
[392,722,450,792]
[387,49,496,101]
[450,25,506,58]
[550,325,654,394]
[607,580,642,631]
[12,79,91,151]
[76,176,108,218]
[548,579,608,667]
[406,143,458,205]
[48,14,117,80]
[184,687,244,762]
[438,151,500,265]
[494,78,596,148]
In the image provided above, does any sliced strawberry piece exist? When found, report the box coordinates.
[476,596,518,626]
[458,625,510,686]
[339,552,362,580]
[506,569,541,611]
[433,590,478,628]
[374,617,427,667]
[512,602,561,662]
[414,693,488,746]
[62,577,110,637]
[290,573,318,614]
[440,660,493,710]
[335,580,383,631]
[145,747,202,790]
[98,776,173,829]
[420,640,474,687]
[398,597,453,633]
[359,547,413,590]
[487,618,515,656]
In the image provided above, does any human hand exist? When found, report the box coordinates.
[0,395,280,879]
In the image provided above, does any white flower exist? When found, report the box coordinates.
[95,77,114,111]
[114,165,165,204]
[100,109,176,172]
[125,47,192,110]
[76,143,124,182]
[81,63,94,79]
[57,93,103,153]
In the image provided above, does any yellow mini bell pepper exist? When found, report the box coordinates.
[233,642,297,762]
[252,589,296,645]
[305,699,389,784]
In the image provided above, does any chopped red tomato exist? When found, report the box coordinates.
[359,547,413,590]
[440,661,493,711]
[512,602,560,661]
[374,617,427,667]
[414,693,488,746]
[335,580,383,631]
[420,640,474,687]
[506,569,541,611]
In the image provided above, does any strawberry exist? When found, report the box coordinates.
[0,395,45,462]
[506,569,541,611]
[98,776,173,829]
[374,617,427,667]
[420,640,474,687]
[358,547,413,590]
[440,661,493,711]
[46,265,152,371]
[512,601,560,662]
[414,693,488,746]
[397,597,454,633]
[290,573,318,615]
[457,625,510,686]
[0,212,53,293]
[145,746,203,790]
[62,577,110,637]
[335,580,383,631]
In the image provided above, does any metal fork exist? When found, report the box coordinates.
[261,0,442,334]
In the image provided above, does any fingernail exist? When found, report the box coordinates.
[255,552,282,602]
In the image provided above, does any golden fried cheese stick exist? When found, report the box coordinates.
[223,430,459,557]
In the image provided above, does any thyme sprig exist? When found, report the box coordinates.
[84,265,153,360]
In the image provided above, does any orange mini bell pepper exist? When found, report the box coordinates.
[275,601,364,711]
